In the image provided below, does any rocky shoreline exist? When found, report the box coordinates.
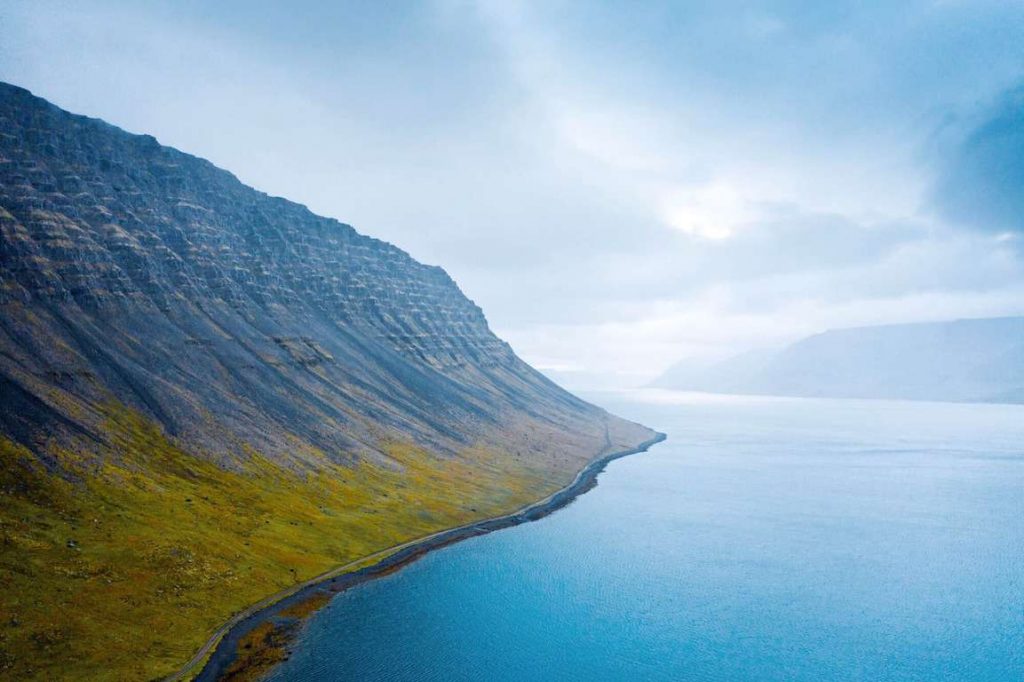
[176,432,667,682]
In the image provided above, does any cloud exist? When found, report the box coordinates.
[3,0,1024,389]
[932,85,1024,237]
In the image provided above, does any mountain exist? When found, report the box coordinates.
[653,317,1024,404]
[652,348,781,395]
[0,82,655,680]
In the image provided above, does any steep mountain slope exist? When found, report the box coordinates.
[0,82,655,679]
[653,317,1024,404]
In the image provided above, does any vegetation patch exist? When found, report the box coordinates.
[276,592,334,620]
[221,621,295,682]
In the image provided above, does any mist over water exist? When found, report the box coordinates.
[269,391,1024,681]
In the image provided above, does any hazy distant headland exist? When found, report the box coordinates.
[653,317,1024,404]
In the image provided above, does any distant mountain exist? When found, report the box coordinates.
[0,82,655,680]
[653,317,1024,404]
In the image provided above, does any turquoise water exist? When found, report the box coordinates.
[268,391,1024,681]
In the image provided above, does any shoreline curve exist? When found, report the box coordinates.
[169,431,667,682]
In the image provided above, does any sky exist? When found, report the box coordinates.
[2,0,1024,389]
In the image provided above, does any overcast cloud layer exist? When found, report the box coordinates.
[3,0,1024,388]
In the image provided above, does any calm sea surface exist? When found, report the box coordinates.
[268,391,1024,681]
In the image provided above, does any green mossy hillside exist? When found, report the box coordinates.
[0,406,560,681]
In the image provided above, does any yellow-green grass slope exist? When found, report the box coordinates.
[0,404,638,681]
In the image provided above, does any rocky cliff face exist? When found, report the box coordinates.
[0,81,651,471]
[0,81,657,682]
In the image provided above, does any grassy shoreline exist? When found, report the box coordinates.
[189,432,667,682]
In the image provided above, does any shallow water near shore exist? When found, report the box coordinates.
[267,390,1024,681]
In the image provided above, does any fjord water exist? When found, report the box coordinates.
[269,391,1024,681]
